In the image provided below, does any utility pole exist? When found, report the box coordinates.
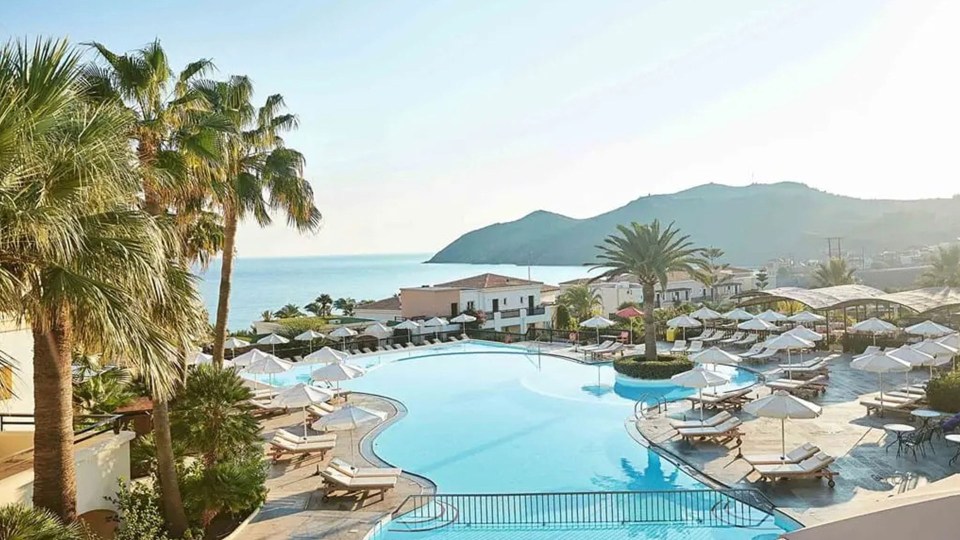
[826,237,843,260]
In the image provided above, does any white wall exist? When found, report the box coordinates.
[469,286,542,313]
[0,321,35,415]
[353,309,401,322]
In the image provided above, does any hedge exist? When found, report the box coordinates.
[614,356,693,380]
[926,371,960,413]
[840,333,905,355]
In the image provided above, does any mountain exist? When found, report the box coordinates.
[428,182,960,266]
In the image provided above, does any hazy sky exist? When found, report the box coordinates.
[4,0,959,257]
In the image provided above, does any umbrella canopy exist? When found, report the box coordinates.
[743,390,822,459]
[185,350,213,366]
[450,313,477,324]
[270,383,336,437]
[852,352,910,410]
[689,347,741,366]
[785,326,824,342]
[937,333,960,349]
[329,326,358,338]
[257,333,289,346]
[912,339,958,358]
[311,404,386,432]
[394,320,421,331]
[363,323,392,339]
[231,349,278,369]
[764,333,814,351]
[579,315,615,328]
[667,315,703,328]
[738,318,777,331]
[614,306,643,319]
[851,317,897,334]
[888,345,937,367]
[224,337,250,349]
[689,307,722,321]
[788,311,826,323]
[244,355,293,375]
[756,309,788,323]
[671,366,730,421]
[294,330,325,341]
[905,320,954,338]
[303,346,350,364]
[311,362,366,383]
[423,317,449,327]
[723,308,754,321]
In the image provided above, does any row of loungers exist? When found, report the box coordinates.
[685,387,753,411]
[669,340,703,354]
[582,341,625,356]
[766,375,828,398]
[860,384,927,415]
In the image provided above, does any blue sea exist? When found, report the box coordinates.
[196,253,593,331]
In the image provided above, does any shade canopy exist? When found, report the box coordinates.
[756,309,788,323]
[579,315,615,328]
[887,345,938,367]
[689,307,722,320]
[850,317,897,334]
[912,339,958,358]
[311,362,366,383]
[269,383,334,408]
[764,333,814,351]
[788,311,826,323]
[329,326,358,338]
[185,351,213,366]
[689,347,741,366]
[738,318,777,331]
[363,323,393,339]
[722,308,754,321]
[303,346,350,364]
[614,306,643,319]
[257,333,289,346]
[670,366,729,388]
[851,352,910,373]
[450,313,477,323]
[244,355,293,375]
[744,389,822,419]
[311,405,386,432]
[785,326,824,342]
[394,320,421,331]
[223,337,250,349]
[666,315,702,329]
[937,333,960,349]
[904,320,954,338]
[423,317,449,327]
[231,349,278,369]
[294,330,325,341]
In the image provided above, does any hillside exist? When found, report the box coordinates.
[428,183,960,266]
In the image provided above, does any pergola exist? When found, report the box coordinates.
[735,285,960,318]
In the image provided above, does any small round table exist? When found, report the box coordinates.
[884,423,916,458]
[911,409,941,429]
[946,434,960,466]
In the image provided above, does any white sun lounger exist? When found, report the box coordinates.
[269,434,336,462]
[669,411,732,430]
[702,331,728,343]
[320,468,397,499]
[766,375,828,396]
[686,341,704,354]
[677,418,743,444]
[744,443,820,466]
[740,344,765,358]
[733,334,758,347]
[754,452,837,487]
[670,340,687,354]
[583,340,614,352]
[275,429,338,446]
[720,332,745,344]
[329,458,402,478]
[697,329,717,342]
[747,348,777,361]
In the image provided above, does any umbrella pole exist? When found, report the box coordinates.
[596,328,600,345]
[699,389,704,422]
[781,418,786,460]
[303,406,308,438]
[879,372,884,415]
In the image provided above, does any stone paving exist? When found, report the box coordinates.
[636,351,960,526]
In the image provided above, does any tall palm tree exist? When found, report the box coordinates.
[695,247,735,301]
[812,258,856,287]
[557,284,601,320]
[591,221,707,361]
[203,76,321,366]
[919,245,960,287]
[0,38,184,521]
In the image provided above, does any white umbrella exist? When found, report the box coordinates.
[889,345,943,380]
[913,339,958,371]
[851,318,897,345]
[364,322,392,340]
[329,326,358,350]
[394,320,420,346]
[303,346,350,364]
[667,315,702,341]
[743,390,822,460]
[257,333,289,355]
[785,326,824,342]
[756,309,788,323]
[295,330,326,352]
[185,350,213,366]
[423,317,449,340]
[723,308,755,321]
[905,320,954,338]
[937,333,960,350]
[231,349,279,369]
[689,307,722,321]
[311,362,366,391]
[738,318,777,332]
[310,404,387,453]
[788,311,825,324]
[270,383,335,437]
[223,337,250,359]
[763,333,814,370]
[450,313,477,336]
[851,352,910,413]
[689,346,741,366]
[580,315,615,344]
[671,366,729,421]
[244,354,293,387]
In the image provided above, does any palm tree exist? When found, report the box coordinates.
[919,245,960,287]
[557,284,601,320]
[591,221,707,361]
[273,303,303,319]
[755,267,769,290]
[306,293,333,317]
[260,309,274,322]
[333,297,357,316]
[0,38,184,521]
[695,247,735,301]
[812,258,856,287]
[203,76,322,366]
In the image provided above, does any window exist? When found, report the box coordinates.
[466,301,475,311]
[503,297,507,305]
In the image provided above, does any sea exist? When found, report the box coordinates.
[196,253,594,331]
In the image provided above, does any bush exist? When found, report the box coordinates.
[0,504,84,540]
[108,479,171,540]
[614,356,693,380]
[841,333,904,354]
[181,452,268,529]
[927,371,960,413]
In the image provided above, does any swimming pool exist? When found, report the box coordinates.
[253,341,792,539]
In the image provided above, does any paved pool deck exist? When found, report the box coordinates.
[635,351,960,526]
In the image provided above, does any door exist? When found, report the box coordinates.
[492,299,499,313]
[527,295,534,310]
[450,303,458,317]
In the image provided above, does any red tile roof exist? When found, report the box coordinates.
[434,273,543,289]
[356,296,401,311]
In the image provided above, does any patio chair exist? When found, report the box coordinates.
[766,375,828,397]
[686,387,753,410]
[900,428,936,459]
[744,443,820,466]
[669,411,732,430]
[740,344,765,358]
[583,340,614,352]
[676,418,743,445]
[733,334,758,347]
[275,429,338,446]
[329,458,402,478]
[269,434,336,462]
[686,341,704,354]
[670,340,687,354]
[753,452,837,487]
[319,469,397,500]
[720,332,745,345]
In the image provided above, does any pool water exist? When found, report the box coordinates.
[254,342,791,539]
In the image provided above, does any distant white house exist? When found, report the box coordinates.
[354,296,402,322]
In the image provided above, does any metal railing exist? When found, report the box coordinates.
[391,490,776,532]
[0,412,127,443]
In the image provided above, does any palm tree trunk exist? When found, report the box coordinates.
[212,205,238,367]
[31,309,77,522]
[153,398,189,536]
[643,283,657,361]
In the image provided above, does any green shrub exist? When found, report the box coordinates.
[0,504,84,540]
[927,371,960,413]
[108,479,172,540]
[614,356,693,379]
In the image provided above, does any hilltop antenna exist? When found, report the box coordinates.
[826,237,843,259]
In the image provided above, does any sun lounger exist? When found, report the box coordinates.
[861,345,881,356]
[247,399,287,416]
[733,334,758,347]
[698,329,717,341]
[360,348,372,354]
[583,340,614,352]
[898,385,927,396]
[596,343,625,357]
[293,355,303,362]
[686,341,704,354]
[677,418,743,444]
[720,332,745,344]
[747,348,777,362]
[670,340,687,354]
[349,348,360,355]
[269,434,336,462]
[320,469,397,500]
[447,336,458,342]
[754,452,837,487]
[275,428,338,446]
[670,411,733,430]
[459,333,469,340]
[778,360,828,376]
[860,394,922,415]
[744,443,820,466]
[307,401,341,419]
[429,338,441,345]
[404,342,415,349]
[686,388,753,410]
[702,331,728,344]
[739,344,765,358]
[766,375,827,396]
[329,458,402,478]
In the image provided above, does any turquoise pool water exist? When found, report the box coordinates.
[252,342,791,539]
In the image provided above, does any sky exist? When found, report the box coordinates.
[4,0,959,257]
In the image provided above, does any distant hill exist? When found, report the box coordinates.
[428,182,960,266]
